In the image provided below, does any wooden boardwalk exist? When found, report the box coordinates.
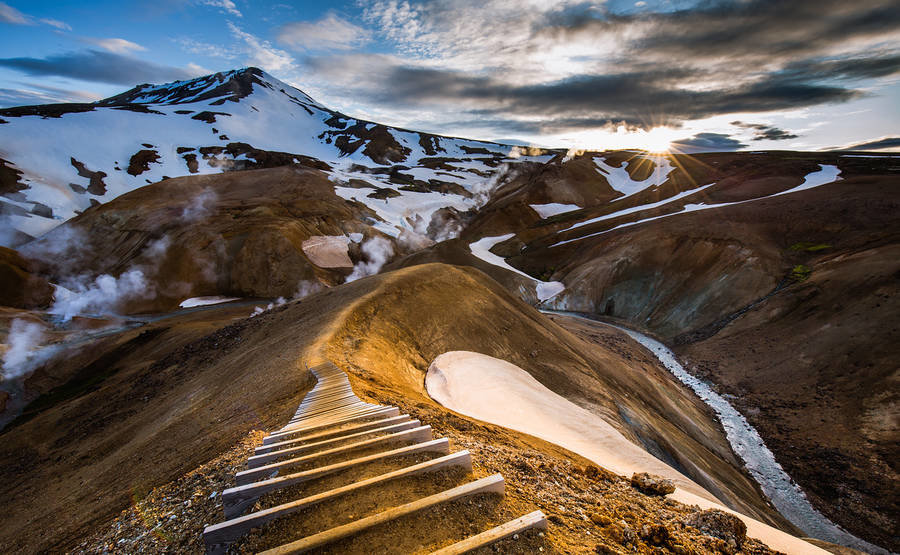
[203,362,546,554]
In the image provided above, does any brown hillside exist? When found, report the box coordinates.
[0,263,797,553]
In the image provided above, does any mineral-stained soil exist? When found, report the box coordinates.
[0,246,53,308]
[459,152,898,551]
[0,263,811,554]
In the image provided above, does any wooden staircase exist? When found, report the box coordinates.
[203,362,547,554]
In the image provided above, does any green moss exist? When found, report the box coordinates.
[790,264,812,281]
[789,242,831,252]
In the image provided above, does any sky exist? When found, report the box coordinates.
[0,0,898,152]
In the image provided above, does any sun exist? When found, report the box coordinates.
[557,125,677,154]
[634,127,675,153]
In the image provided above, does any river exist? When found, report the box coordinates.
[544,310,887,554]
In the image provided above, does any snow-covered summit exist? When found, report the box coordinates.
[0,67,553,245]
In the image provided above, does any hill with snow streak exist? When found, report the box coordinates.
[0,67,552,245]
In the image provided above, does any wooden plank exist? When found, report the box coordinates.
[288,402,380,422]
[255,415,412,454]
[288,399,366,418]
[296,390,355,405]
[288,401,372,422]
[247,420,421,468]
[428,511,548,555]
[204,451,472,549]
[258,474,506,555]
[279,406,393,432]
[236,426,433,485]
[271,407,399,438]
[222,438,450,518]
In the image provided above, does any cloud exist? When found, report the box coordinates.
[0,50,201,86]
[39,18,71,30]
[0,2,70,29]
[201,0,242,18]
[178,37,238,59]
[278,13,371,51]
[731,121,800,141]
[81,37,147,54]
[670,133,748,153]
[836,137,900,151]
[0,84,100,107]
[0,2,28,24]
[228,23,294,71]
[323,0,900,141]
[305,53,865,130]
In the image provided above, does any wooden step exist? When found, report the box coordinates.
[280,406,395,431]
[428,510,548,554]
[204,450,472,550]
[258,474,506,555]
[222,438,451,518]
[287,401,374,423]
[246,420,421,468]
[256,415,412,454]
[236,426,433,485]
[268,407,400,439]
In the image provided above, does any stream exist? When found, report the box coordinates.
[544,310,887,554]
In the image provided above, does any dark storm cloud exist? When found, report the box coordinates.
[309,56,865,129]
[549,0,900,63]
[670,133,748,153]
[342,0,900,136]
[731,121,799,141]
[0,50,199,86]
[839,137,900,150]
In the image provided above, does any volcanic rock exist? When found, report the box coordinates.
[631,472,676,496]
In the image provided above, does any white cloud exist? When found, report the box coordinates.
[40,17,71,30]
[277,13,371,51]
[228,22,294,71]
[178,37,238,59]
[0,1,28,24]
[83,37,147,53]
[0,84,101,107]
[0,3,71,29]
[202,0,242,18]
[186,62,214,76]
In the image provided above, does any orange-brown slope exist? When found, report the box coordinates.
[0,263,796,553]
[493,165,899,550]
[321,263,795,531]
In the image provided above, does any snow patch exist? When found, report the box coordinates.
[469,234,564,301]
[425,350,832,555]
[529,203,581,219]
[593,155,674,198]
[552,165,842,248]
[179,296,240,308]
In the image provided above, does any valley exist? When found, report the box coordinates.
[0,68,896,554]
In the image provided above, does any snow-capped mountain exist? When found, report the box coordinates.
[0,67,553,245]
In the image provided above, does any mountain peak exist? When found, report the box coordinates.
[95,66,306,108]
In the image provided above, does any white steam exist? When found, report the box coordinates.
[561,148,586,163]
[346,236,394,282]
[508,145,546,159]
[471,164,518,208]
[2,319,50,380]
[250,296,287,318]
[50,269,153,322]
[181,188,217,222]
[294,279,324,299]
